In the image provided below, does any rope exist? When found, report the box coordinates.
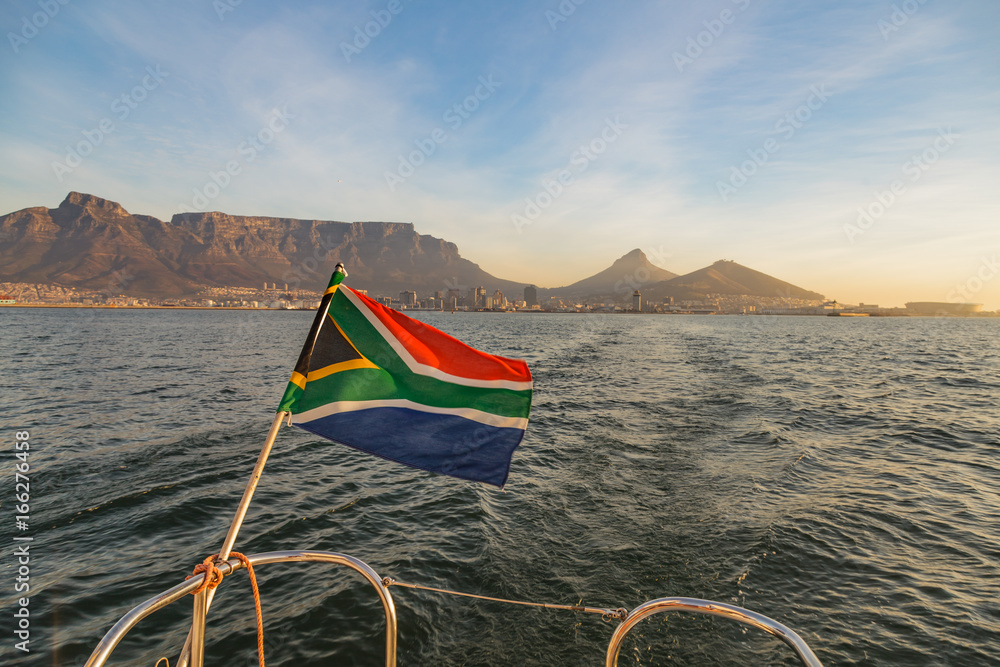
[382,577,628,622]
[187,552,266,667]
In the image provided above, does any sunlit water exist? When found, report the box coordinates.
[1,308,998,666]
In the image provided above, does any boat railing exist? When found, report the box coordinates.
[85,551,396,667]
[84,549,822,667]
[603,596,822,667]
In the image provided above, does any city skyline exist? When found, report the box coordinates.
[1,1,998,308]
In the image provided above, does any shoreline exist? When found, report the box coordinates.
[2,304,997,317]
[0,303,287,310]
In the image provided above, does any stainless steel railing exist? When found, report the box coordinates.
[604,597,823,667]
[84,550,397,667]
[86,551,822,666]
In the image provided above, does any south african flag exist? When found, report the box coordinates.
[277,265,533,487]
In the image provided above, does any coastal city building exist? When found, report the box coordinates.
[524,285,538,308]
[0,279,995,318]
[399,290,417,307]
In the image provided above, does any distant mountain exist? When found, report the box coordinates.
[0,193,826,304]
[0,193,197,296]
[0,192,525,298]
[542,252,822,304]
[544,249,676,300]
[645,260,824,301]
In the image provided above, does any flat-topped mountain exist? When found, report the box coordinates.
[0,193,522,297]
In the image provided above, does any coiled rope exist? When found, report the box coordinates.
[187,552,265,667]
[382,577,628,622]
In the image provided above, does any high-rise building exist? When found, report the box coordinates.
[399,290,417,307]
[632,290,642,312]
[474,286,487,309]
[492,289,505,309]
[524,285,538,308]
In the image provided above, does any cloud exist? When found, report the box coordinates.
[0,0,997,307]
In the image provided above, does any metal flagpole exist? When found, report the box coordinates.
[176,410,286,667]
[177,264,345,665]
[216,411,287,561]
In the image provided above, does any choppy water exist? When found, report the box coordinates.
[1,308,998,666]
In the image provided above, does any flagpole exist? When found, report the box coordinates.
[178,265,348,665]
[176,410,286,667]
[218,410,286,559]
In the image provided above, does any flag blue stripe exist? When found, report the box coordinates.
[294,406,526,487]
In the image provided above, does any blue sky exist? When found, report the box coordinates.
[2,0,998,308]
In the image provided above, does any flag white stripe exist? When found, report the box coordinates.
[293,398,529,430]
[342,288,533,391]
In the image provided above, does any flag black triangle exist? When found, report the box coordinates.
[307,314,363,374]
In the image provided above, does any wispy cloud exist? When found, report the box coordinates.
[0,0,997,307]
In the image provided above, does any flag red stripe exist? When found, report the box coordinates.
[349,288,532,383]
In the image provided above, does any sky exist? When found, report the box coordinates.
[1,0,998,308]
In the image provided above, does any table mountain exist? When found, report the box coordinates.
[0,192,524,298]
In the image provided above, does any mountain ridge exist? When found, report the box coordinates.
[0,192,523,298]
[647,259,825,301]
[543,248,677,300]
[0,192,825,304]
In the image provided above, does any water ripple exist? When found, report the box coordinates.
[0,310,998,665]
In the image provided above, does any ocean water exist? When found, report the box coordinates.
[1,308,998,666]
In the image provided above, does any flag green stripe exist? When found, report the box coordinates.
[277,381,303,413]
[291,366,531,416]
[279,287,530,418]
[326,288,414,376]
